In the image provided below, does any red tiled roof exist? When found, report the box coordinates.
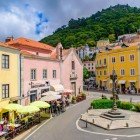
[0,41,19,50]
[7,37,54,52]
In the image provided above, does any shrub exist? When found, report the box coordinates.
[133,103,140,112]
[118,101,133,110]
[91,99,123,109]
[91,99,113,109]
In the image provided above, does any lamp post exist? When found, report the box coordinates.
[110,69,117,111]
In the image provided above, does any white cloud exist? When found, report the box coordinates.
[0,0,140,41]
[0,4,48,41]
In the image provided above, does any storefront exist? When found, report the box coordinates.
[118,80,126,93]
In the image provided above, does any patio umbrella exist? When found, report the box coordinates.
[30,101,50,108]
[63,89,74,93]
[41,94,61,102]
[3,103,23,111]
[17,106,40,114]
[42,91,59,96]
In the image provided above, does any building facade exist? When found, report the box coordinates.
[76,45,98,60]
[96,45,140,93]
[83,61,95,76]
[61,48,83,96]
[0,43,20,116]
[6,37,83,105]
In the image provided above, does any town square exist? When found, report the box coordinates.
[1,0,140,140]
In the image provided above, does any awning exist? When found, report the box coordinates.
[50,84,64,92]
[129,80,136,83]
[41,94,61,102]
[118,80,126,84]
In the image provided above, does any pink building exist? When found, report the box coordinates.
[51,43,83,96]
[7,37,83,105]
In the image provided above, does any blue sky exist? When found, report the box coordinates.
[0,0,140,41]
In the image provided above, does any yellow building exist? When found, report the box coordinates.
[96,45,140,93]
[0,42,20,120]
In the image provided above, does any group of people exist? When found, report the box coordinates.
[119,86,137,94]
[49,95,70,116]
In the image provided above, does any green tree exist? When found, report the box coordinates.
[84,55,90,61]
[83,67,90,79]
[108,34,116,42]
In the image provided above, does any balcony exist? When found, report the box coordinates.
[95,63,107,68]
[70,72,78,80]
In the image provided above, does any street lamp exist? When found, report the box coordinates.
[110,70,117,111]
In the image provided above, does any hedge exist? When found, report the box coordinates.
[91,99,114,109]
[133,103,140,112]
[91,99,133,111]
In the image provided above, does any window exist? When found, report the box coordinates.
[104,59,106,65]
[130,69,135,76]
[53,70,56,78]
[2,54,9,69]
[120,56,124,62]
[72,61,75,70]
[130,55,134,61]
[43,69,47,79]
[84,64,86,66]
[112,57,115,63]
[104,70,106,75]
[31,69,36,80]
[100,60,101,64]
[96,71,98,76]
[121,69,125,75]
[2,84,9,99]
[97,61,98,65]
[92,63,94,66]
[100,71,102,76]
[92,67,94,69]
[88,64,90,66]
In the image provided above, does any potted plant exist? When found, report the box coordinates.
[72,96,76,104]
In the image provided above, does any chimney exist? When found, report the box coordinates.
[56,42,63,60]
[5,36,14,43]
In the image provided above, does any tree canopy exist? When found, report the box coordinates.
[40,5,140,49]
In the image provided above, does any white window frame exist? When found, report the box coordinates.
[53,70,56,78]
[130,68,135,76]
[112,57,115,63]
[130,54,135,61]
[31,69,36,80]
[120,69,125,76]
[43,69,47,79]
[120,56,125,62]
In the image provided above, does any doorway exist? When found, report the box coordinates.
[71,82,76,96]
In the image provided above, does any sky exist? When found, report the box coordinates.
[0,0,140,41]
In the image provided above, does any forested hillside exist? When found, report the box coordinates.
[41,5,140,48]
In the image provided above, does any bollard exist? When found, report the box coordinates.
[130,97,132,103]
[93,119,95,124]
[126,122,129,127]
[107,124,110,129]
[86,120,88,128]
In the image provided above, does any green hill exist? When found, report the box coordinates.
[40,4,140,49]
